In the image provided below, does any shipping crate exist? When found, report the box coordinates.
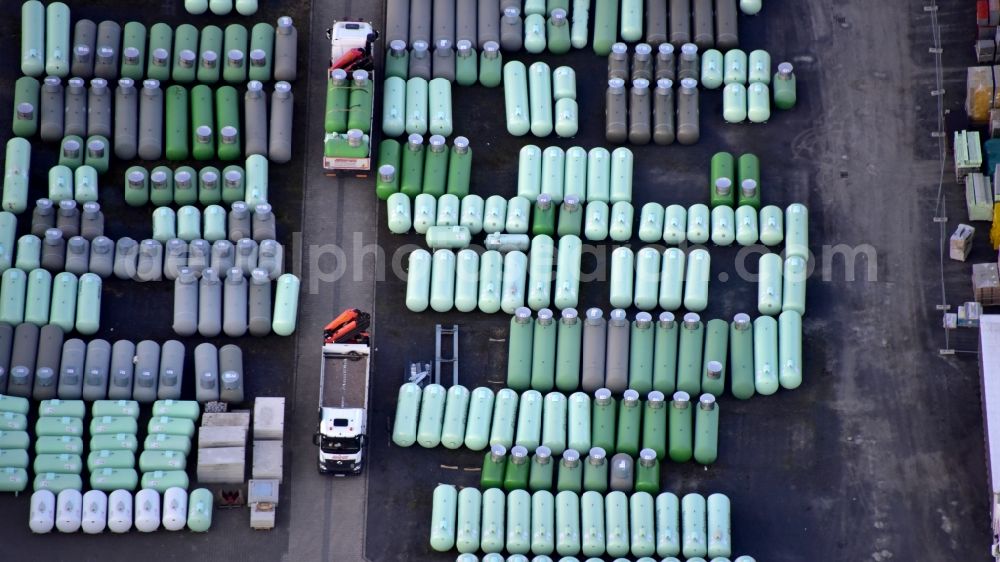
[979,40,996,63]
[196,446,246,484]
[253,398,285,441]
[956,130,985,181]
[968,173,995,220]
[968,67,995,123]
[201,412,250,428]
[252,440,283,482]
[974,262,1000,306]
[951,224,976,261]
[198,426,248,449]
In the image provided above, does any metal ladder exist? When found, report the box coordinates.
[435,324,459,386]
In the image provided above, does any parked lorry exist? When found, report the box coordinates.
[323,21,377,175]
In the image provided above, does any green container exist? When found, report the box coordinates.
[24,268,52,326]
[455,41,477,86]
[693,395,719,464]
[481,444,508,488]
[165,85,190,161]
[524,14,547,54]
[385,40,409,80]
[197,25,224,84]
[216,86,241,161]
[779,310,803,390]
[348,70,373,133]
[653,313,678,394]
[642,391,667,459]
[20,1,45,77]
[533,195,556,236]
[36,416,83,437]
[701,320,729,396]
[507,308,534,390]
[531,310,557,390]
[173,167,198,205]
[547,10,571,54]
[635,449,660,494]
[504,446,531,490]
[0,448,29,469]
[121,22,148,80]
[147,23,174,82]
[479,42,502,87]
[172,24,199,83]
[248,23,275,82]
[74,164,99,201]
[593,0,620,55]
[728,314,754,400]
[147,416,196,438]
[188,488,214,532]
[556,449,582,492]
[773,62,796,110]
[50,166,75,202]
[676,313,704,396]
[582,448,608,492]
[668,392,693,463]
[91,432,139,453]
[223,24,249,83]
[376,141,402,200]
[748,82,770,123]
[0,396,30,415]
[0,412,28,431]
[272,273,300,336]
[490,388,519,449]
[144,433,191,455]
[447,137,472,197]
[515,390,543,451]
[141,469,189,492]
[191,85,215,160]
[124,167,149,206]
[710,152,735,208]
[630,314,655,392]
[200,167,223,205]
[33,472,81,493]
[325,70,350,134]
[736,205,759,245]
[400,135,425,197]
[736,154,761,208]
[91,467,139,491]
[591,389,616,451]
[13,77,40,138]
[34,453,82,474]
[759,205,784,246]
[49,272,77,332]
[615,390,641,456]
[422,135,449,196]
[541,392,568,455]
[528,447,554,491]
[39,399,85,418]
[90,416,139,436]
[34,435,82,455]
[555,312,582,392]
[58,135,84,170]
[580,490,605,556]
[87,449,136,471]
[153,399,201,421]
[138,450,187,472]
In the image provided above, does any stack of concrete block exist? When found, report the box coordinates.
[196,411,248,484]
[252,398,284,483]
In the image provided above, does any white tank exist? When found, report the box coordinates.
[134,488,161,532]
[29,490,56,533]
[56,489,83,533]
[162,487,188,531]
[81,490,108,534]
[107,489,133,533]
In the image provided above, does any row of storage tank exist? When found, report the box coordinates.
[374,135,474,200]
[0,270,101,334]
[384,39,504,87]
[150,203,277,243]
[29,487,213,534]
[508,308,802,398]
[120,161,267,207]
[323,69,374,136]
[392,383,720,464]
[172,267,299,337]
[503,61,579,138]
[19,2,295,83]
[451,554,755,562]
[382,0,761,56]
[185,0,259,16]
[381,76,458,138]
[430,485,740,559]
[0,333,245,404]
[9,75,293,164]
[515,145,635,205]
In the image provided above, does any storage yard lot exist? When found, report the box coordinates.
[0,0,994,561]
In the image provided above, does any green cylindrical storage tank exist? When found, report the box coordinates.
[709,152,735,208]
[668,392,693,462]
[481,444,507,489]
[423,136,450,197]
[140,470,189,493]
[39,399,84,418]
[567,392,591,453]
[556,449,582,493]
[74,273,101,335]
[634,249,660,311]
[479,41,502,87]
[523,13,546,54]
[58,136,83,170]
[759,205,783,246]
[615,390,641,457]
[412,193,435,234]
[736,154,761,209]
[165,86,190,160]
[555,490,581,555]
[0,430,30,450]
[459,194,484,234]
[711,206,735,246]
[325,70,350,134]
[503,62,531,137]
[188,488,214,532]
[481,487,506,553]
[465,387,495,451]
[272,273,300,336]
[507,489,532,554]
[491,388,519,448]
[515,391,543,451]
[722,83,747,123]
[585,148,610,202]
[518,145,542,202]
[454,249,479,312]
[405,78,428,136]
[753,315,778,395]
[248,23,275,82]
[735,206,759,246]
[706,493,731,558]
[592,0,620,55]
[608,247,634,309]
[33,472,78,494]
[90,468,139,491]
[391,383,422,447]
[190,85,215,160]
[456,487,482,553]
[35,435,82,455]
[529,446,554,491]
[124,167,149,207]
[758,253,782,316]
[773,62,797,109]
[91,433,139,453]
[558,195,582,237]
[446,137,473,197]
[49,272,77,332]
[120,22,148,80]
[401,135,426,197]
[147,416,195,438]
[532,490,556,554]
[378,142,403,201]
[429,484,458,551]
[629,491,656,556]
[629,313,655,393]
[541,392,568,455]
[701,320,729,396]
[533,195,556,237]
[747,82,770,123]
[501,250,529,313]
[198,25,224,84]
[605,490,630,557]
[24,268,52,326]
[0,448,29,469]
[683,249,710,312]
[429,249,457,312]
[540,147,565,205]
[682,493,707,558]
[676,313,704,396]
[0,268,27,325]
[36,416,84,437]
[152,400,200,420]
[406,249,432,312]
[635,448,660,494]
[50,166,74,202]
[531,309,557,390]
[441,385,471,449]
[216,87,241,161]
[21,1,45,77]
[0,413,27,432]
[590,388,616,452]
[455,41,478,86]
[44,2,71,77]
[147,23,173,81]
[554,309,582,392]
[527,62,553,137]
[778,310,803,390]
[13,77,40,138]
[693,394,719,464]
[0,396,30,415]
[655,493,680,557]
[642,391,667,459]
[662,204,686,245]
[658,249,684,312]
[92,399,139,419]
[3,138,31,213]
[478,250,503,314]
[88,449,137,471]
[416,384,446,448]
[609,149,633,204]
[686,204,709,244]
[783,255,807,315]
[144,433,191,455]
[638,203,664,243]
[785,203,809,259]
[223,24,248,83]
[583,201,609,241]
[172,24,199,83]
[580,490,605,556]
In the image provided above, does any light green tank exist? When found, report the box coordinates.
[90,467,139,491]
[682,493,707,558]
[555,490,581,554]
[683,249,710,312]
[0,448,29,469]
[506,197,531,234]
[35,435,81,455]
[141,469,189,492]
[454,250,479,312]
[20,1,45,77]
[515,390,543,451]
[702,320,729,396]
[778,310,803,390]
[0,412,27,432]
[405,78,428,135]
[456,487,482,553]
[586,148,610,202]
[609,149,633,203]
[747,82,770,123]
[430,484,458,551]
[152,400,200,421]
[723,49,747,84]
[187,488,213,532]
[580,490,605,556]
[554,236,582,310]
[753,316,778,395]
[656,492,680,557]
[504,62,531,136]
[459,195,484,234]
[758,253,782,315]
[634,249,660,311]
[604,491,630,556]
[490,389,519,449]
[0,268,26,325]
[91,432,139,453]
[507,489,532,554]
[663,205,686,245]
[147,416,195,438]
[416,384,446,448]
[501,251,529,314]
[638,204,665,243]
[686,204,709,244]
[783,255,807,314]
[701,50,724,89]
[33,471,78,493]
[711,206,735,246]
[758,205,783,246]
[481,487,506,553]
[722,83,747,123]
[541,392,567,455]
[479,251,504,313]
[0,395,30,415]
[567,392,591,453]
[144,433,191,455]
[785,203,808,259]
[382,76,406,137]
[528,237,555,310]
[609,247,634,309]
[464,387,495,451]
[272,273,300,336]
[36,416,83,437]
[773,62,796,110]
[39,399,84,419]
[88,449,136,471]
[584,201,609,241]
[630,491,656,556]
[524,14,547,54]
[706,493,731,558]
[391,383,421,447]
[441,385,471,449]
[541,147,565,204]
[735,206,759,246]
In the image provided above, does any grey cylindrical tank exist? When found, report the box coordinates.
[677,43,698,81]
[410,0,432,45]
[0,324,12,392]
[656,43,675,81]
[157,340,185,400]
[653,78,675,145]
[40,77,65,142]
[273,17,298,82]
[138,80,164,160]
[211,241,235,277]
[108,340,136,400]
[248,269,271,337]
[187,239,210,276]
[64,77,89,137]
[479,0,500,45]
[163,239,189,281]
[228,202,252,242]
[80,202,104,240]
[629,79,651,145]
[94,21,122,80]
[606,78,627,143]
[409,40,431,80]
[7,324,40,397]
[676,78,699,145]
[244,81,268,157]
[89,236,115,278]
[433,40,456,81]
[42,229,67,273]
[257,240,283,280]
[32,325,64,401]
[173,268,199,337]
[87,78,112,138]
[57,200,81,239]
[219,344,244,404]
[692,0,713,49]
[32,199,56,237]
[57,338,87,400]
[456,0,477,46]
[605,309,630,393]
[608,452,634,491]
[387,0,410,44]
[670,0,691,44]
[609,43,629,80]
[72,20,98,78]
[199,268,222,337]
[252,204,276,242]
[500,7,523,52]
[268,82,293,163]
[632,43,654,82]
[195,342,219,403]
[113,238,139,280]
[433,0,456,46]
[82,339,112,401]
[132,340,159,403]
[581,308,607,392]
[236,239,258,276]
[135,239,163,282]
[114,78,138,159]
[64,236,91,275]
[223,269,248,337]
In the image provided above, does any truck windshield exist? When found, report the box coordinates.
[321,437,362,454]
